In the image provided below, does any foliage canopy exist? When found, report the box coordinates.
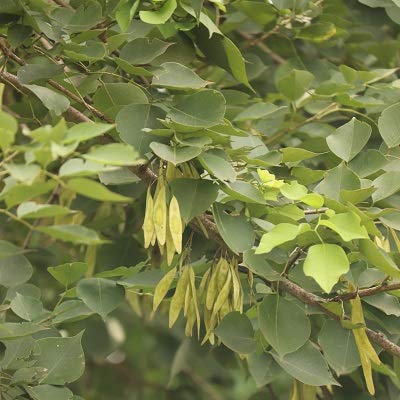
[1,0,400,399]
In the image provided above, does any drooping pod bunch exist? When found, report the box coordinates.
[142,175,183,265]
[199,257,243,344]
[152,265,201,337]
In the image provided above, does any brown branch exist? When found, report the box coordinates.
[51,0,74,10]
[238,31,285,64]
[0,42,113,123]
[304,207,328,215]
[0,70,90,123]
[333,282,400,302]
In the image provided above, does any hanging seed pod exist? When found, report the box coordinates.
[205,267,219,311]
[217,258,230,291]
[212,268,232,317]
[189,267,201,336]
[351,295,381,395]
[169,267,190,327]
[143,187,155,248]
[169,196,182,254]
[153,180,167,246]
[153,267,177,312]
[166,220,175,266]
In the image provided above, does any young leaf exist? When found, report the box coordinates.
[303,244,350,293]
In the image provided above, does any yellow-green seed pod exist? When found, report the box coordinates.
[189,267,201,337]
[220,297,232,318]
[153,267,177,312]
[231,263,242,311]
[143,188,155,248]
[185,301,196,337]
[166,221,175,266]
[205,269,218,311]
[183,284,191,317]
[212,269,232,317]
[198,268,211,300]
[165,162,177,182]
[153,181,167,246]
[169,196,182,254]
[169,267,189,327]
[217,258,230,291]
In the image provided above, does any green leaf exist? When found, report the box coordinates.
[35,333,85,385]
[152,62,209,89]
[17,202,71,219]
[372,171,400,202]
[234,103,286,122]
[10,293,43,321]
[59,159,114,177]
[359,239,400,279]
[281,147,320,163]
[38,225,104,245]
[169,178,218,222]
[259,295,311,356]
[120,38,172,64]
[116,0,139,32]
[17,62,64,84]
[52,300,93,324]
[24,84,70,116]
[167,90,226,128]
[67,178,132,202]
[349,149,388,178]
[0,253,33,288]
[255,223,310,254]
[77,278,125,318]
[0,110,18,149]
[222,181,265,204]
[242,250,281,281]
[64,41,106,62]
[63,122,115,144]
[47,262,88,287]
[303,244,350,293]
[190,0,204,19]
[316,163,360,201]
[149,142,201,165]
[139,0,177,24]
[319,212,369,241]
[92,83,148,119]
[272,342,339,386]
[326,118,372,162]
[215,312,256,354]
[276,70,314,101]
[0,323,47,340]
[198,150,236,182]
[318,320,360,376]
[223,36,252,90]
[378,102,400,147]
[296,22,336,42]
[25,385,73,400]
[83,143,140,166]
[116,103,166,156]
[363,293,400,316]
[280,181,308,200]
[247,353,281,388]
[212,203,255,254]
[233,1,276,25]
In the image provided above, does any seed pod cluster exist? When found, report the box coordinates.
[199,257,243,345]
[169,266,201,337]
[142,177,184,265]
